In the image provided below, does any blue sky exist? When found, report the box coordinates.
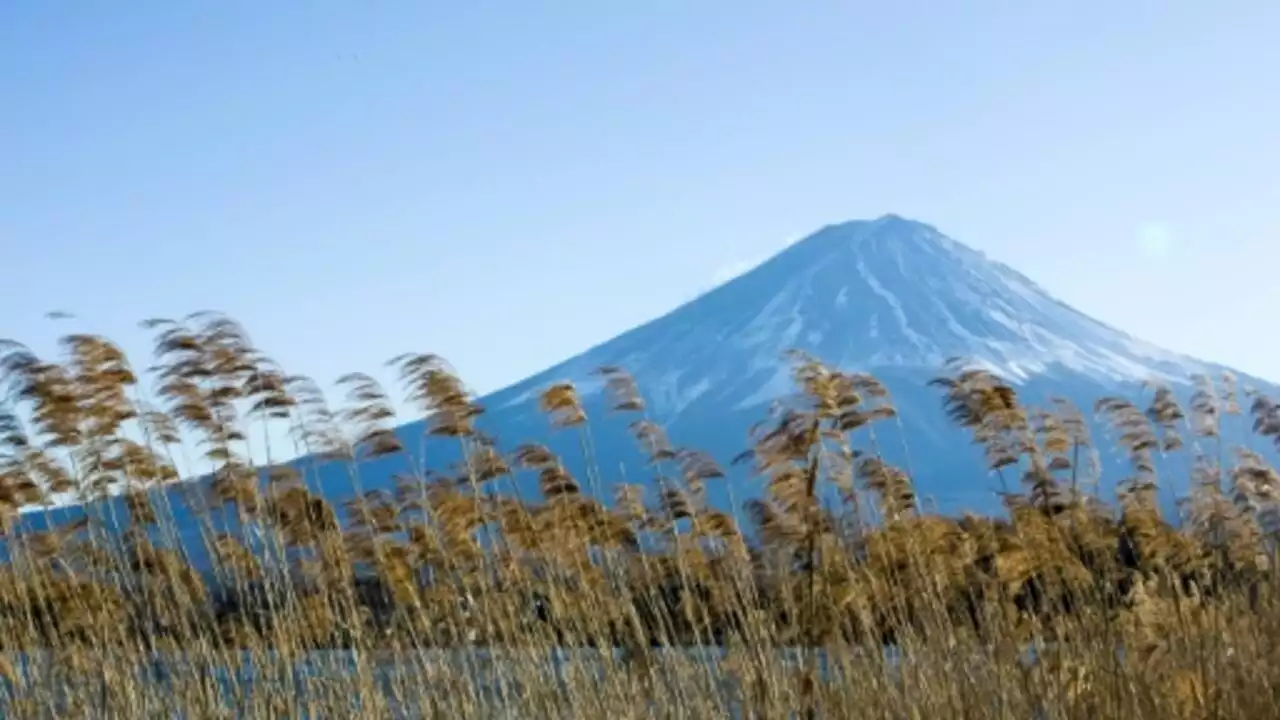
[3,1,1279,405]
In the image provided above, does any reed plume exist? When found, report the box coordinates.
[0,312,1278,717]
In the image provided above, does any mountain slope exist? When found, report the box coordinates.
[461,214,1266,512]
[488,214,1210,418]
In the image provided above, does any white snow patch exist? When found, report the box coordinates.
[669,377,713,416]
[987,309,1023,334]
[1001,362,1035,382]
[930,296,1000,350]
[856,256,930,351]
[1118,337,1205,376]
[735,364,795,410]
[648,370,715,418]
[736,282,801,348]
[500,388,538,409]
[781,317,804,348]
[862,349,947,368]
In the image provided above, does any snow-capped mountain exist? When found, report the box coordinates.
[491,214,1211,418]
[464,214,1266,512]
[15,215,1279,567]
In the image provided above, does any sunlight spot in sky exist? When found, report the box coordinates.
[1137,222,1173,258]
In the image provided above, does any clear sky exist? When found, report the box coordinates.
[3,2,1279,403]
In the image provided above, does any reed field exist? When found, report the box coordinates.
[1,311,1279,718]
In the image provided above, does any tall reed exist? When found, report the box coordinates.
[0,316,1277,718]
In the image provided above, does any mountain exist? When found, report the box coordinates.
[15,215,1280,568]
[460,214,1274,510]
[496,213,1210,411]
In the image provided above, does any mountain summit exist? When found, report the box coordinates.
[486,214,1209,422]
[457,215,1266,513]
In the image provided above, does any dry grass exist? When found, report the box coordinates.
[1,313,1279,718]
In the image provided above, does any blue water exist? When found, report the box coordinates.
[0,646,881,717]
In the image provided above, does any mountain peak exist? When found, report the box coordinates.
[787,214,961,264]
[867,212,933,232]
[493,217,1211,421]
[827,212,925,230]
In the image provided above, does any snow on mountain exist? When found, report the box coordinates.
[466,214,1273,516]
[486,214,1213,421]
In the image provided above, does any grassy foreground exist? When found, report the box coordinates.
[2,312,1280,717]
